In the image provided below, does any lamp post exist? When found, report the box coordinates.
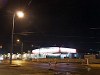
[10,11,24,64]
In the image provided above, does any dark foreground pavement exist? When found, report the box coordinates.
[0,64,53,75]
[0,60,100,75]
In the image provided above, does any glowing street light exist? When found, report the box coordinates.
[10,11,24,64]
[17,39,20,42]
[16,11,24,18]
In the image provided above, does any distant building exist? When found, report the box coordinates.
[32,47,77,59]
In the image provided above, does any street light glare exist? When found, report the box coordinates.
[16,11,24,18]
[17,39,20,42]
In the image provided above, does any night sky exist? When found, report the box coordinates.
[0,0,100,53]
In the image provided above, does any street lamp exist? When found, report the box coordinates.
[10,11,24,64]
[17,39,23,59]
[16,11,24,18]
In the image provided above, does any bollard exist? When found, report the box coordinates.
[86,58,89,65]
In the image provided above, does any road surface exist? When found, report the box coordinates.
[0,60,100,75]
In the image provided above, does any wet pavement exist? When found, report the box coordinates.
[0,61,100,75]
[33,63,100,75]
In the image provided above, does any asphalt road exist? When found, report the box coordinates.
[26,62,100,75]
[0,63,53,75]
[0,60,100,75]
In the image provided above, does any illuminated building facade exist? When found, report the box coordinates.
[1,47,77,60]
[32,47,77,59]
